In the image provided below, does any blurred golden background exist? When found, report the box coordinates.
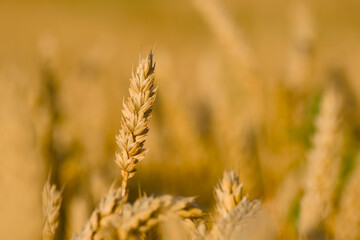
[1,0,360,239]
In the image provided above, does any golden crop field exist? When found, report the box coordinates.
[1,0,360,239]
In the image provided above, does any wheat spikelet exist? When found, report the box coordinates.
[115,52,157,197]
[183,219,207,240]
[298,86,342,238]
[42,178,62,240]
[334,153,360,240]
[73,187,125,240]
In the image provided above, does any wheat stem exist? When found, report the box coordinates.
[121,172,129,197]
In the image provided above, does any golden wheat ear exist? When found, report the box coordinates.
[114,51,157,198]
[42,176,62,240]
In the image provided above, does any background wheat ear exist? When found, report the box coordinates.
[42,177,62,240]
[114,51,157,197]
[298,84,343,239]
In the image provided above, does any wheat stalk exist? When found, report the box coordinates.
[42,178,62,240]
[298,86,342,238]
[115,52,157,197]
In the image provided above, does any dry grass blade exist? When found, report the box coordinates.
[42,178,62,240]
[298,86,342,239]
[114,52,157,197]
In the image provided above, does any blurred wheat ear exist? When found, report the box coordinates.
[42,177,62,240]
[299,85,343,239]
[114,52,157,197]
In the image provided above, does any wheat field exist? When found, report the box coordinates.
[1,0,360,239]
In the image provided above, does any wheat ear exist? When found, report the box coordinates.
[115,52,157,197]
[42,178,62,240]
[298,86,342,238]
